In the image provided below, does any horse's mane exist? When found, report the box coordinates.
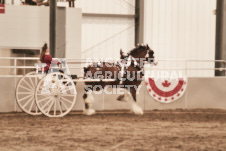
[127,44,150,55]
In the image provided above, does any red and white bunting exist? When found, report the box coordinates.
[0,4,5,14]
[145,77,187,103]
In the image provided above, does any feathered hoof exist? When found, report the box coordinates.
[117,95,124,101]
[131,103,143,115]
[83,109,96,116]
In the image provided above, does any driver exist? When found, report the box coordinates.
[39,43,61,73]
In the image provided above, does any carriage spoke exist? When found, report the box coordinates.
[63,81,70,86]
[18,93,33,102]
[22,79,33,90]
[18,92,33,95]
[22,96,33,108]
[44,98,54,114]
[40,99,53,111]
[61,88,73,94]
[60,99,69,111]
[28,98,35,112]
[35,76,38,86]
[35,106,39,113]
[61,94,75,97]
[19,85,32,92]
[57,99,63,114]
[54,99,57,116]
[36,93,52,96]
[28,76,35,88]
[60,96,73,104]
[55,81,63,91]
[37,95,52,103]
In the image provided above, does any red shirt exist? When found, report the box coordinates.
[42,55,60,72]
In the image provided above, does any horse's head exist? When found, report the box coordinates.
[126,44,155,67]
[146,44,155,63]
[120,49,127,59]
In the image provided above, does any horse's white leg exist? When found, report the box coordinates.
[129,88,143,115]
[83,90,95,115]
[117,90,143,115]
[131,102,143,115]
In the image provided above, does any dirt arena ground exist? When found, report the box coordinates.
[0,109,226,151]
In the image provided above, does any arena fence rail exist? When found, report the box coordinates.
[0,57,225,115]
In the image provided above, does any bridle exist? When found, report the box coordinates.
[118,48,152,84]
[121,48,152,70]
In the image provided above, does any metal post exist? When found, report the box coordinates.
[135,0,144,44]
[135,0,140,44]
[215,0,226,76]
[14,58,17,76]
[185,60,188,109]
[14,58,17,112]
[225,61,226,76]
[50,0,56,58]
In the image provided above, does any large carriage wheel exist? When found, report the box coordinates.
[16,71,44,115]
[35,72,76,117]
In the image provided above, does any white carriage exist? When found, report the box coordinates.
[15,60,116,117]
[16,61,78,117]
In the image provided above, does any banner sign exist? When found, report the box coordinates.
[145,77,187,103]
[0,4,5,14]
